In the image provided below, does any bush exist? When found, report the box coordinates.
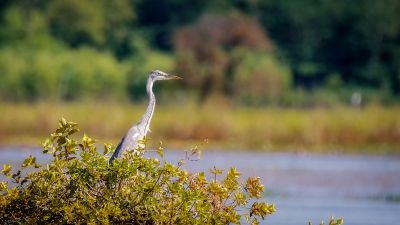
[309,216,344,225]
[0,119,275,224]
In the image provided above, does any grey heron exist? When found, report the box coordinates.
[109,70,182,163]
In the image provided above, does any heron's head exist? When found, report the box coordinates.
[149,70,182,81]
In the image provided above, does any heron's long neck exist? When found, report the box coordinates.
[140,78,156,133]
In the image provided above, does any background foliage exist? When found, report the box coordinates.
[0,0,399,105]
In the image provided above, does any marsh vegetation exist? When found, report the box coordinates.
[1,103,399,154]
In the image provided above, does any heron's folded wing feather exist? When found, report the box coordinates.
[109,135,125,164]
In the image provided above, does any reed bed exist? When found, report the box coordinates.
[0,102,399,154]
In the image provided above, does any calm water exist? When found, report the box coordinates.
[1,147,399,225]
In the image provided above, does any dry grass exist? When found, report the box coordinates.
[0,102,399,154]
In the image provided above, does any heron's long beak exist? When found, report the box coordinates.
[167,74,183,80]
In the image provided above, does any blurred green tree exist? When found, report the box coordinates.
[0,0,399,104]
[248,0,400,96]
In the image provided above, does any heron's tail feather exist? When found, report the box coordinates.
[109,136,125,164]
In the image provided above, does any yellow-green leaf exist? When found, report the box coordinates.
[2,164,12,175]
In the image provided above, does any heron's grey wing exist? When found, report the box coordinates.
[109,135,126,164]
[125,124,142,143]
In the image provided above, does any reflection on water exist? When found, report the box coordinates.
[1,147,399,225]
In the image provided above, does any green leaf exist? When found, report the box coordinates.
[0,181,7,191]
[245,176,264,198]
[61,117,67,126]
[103,143,113,155]
[82,133,95,148]
[209,166,223,175]
[22,156,36,168]
[157,146,164,158]
[251,218,259,225]
[68,128,80,135]
[2,164,12,175]
[234,191,246,206]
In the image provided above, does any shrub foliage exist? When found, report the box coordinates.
[0,119,276,224]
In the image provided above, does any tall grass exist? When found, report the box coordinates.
[0,102,399,154]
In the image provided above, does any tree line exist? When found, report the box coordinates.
[0,0,399,105]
